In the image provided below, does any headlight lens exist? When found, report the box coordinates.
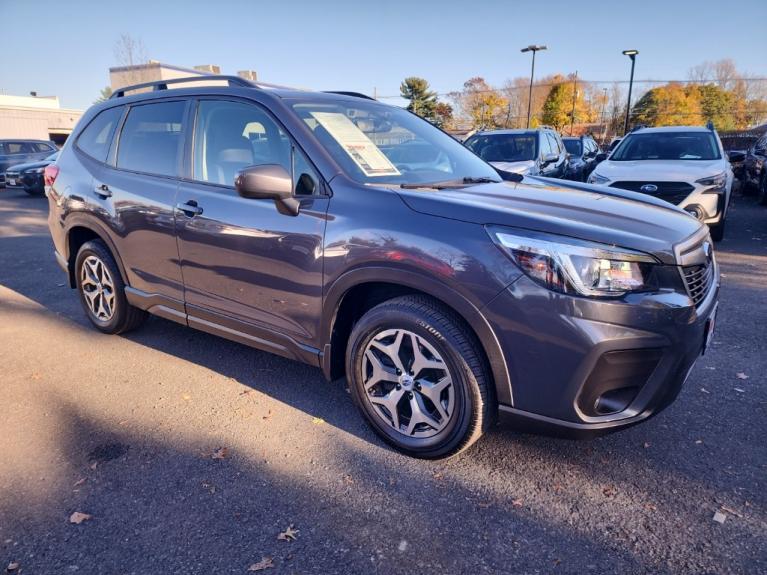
[489,228,659,297]
[588,172,610,185]
[696,172,726,190]
[26,167,46,174]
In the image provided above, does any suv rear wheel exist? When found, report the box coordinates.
[346,295,493,458]
[75,240,146,334]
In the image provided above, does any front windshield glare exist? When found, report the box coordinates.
[291,101,500,185]
[464,134,537,162]
[612,132,721,161]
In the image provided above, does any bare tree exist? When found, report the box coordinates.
[112,34,150,88]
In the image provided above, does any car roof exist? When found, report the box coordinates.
[0,139,54,143]
[630,126,712,134]
[473,129,543,136]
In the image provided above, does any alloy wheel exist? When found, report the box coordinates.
[361,328,455,438]
[80,255,116,322]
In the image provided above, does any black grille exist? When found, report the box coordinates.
[610,181,695,205]
[682,261,714,306]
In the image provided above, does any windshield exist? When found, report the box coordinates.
[291,100,499,185]
[563,139,582,156]
[612,132,721,161]
[464,133,537,162]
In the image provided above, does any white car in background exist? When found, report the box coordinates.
[588,126,733,241]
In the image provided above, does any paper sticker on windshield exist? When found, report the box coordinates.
[310,111,400,177]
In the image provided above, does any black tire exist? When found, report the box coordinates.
[709,219,726,242]
[75,240,146,334]
[346,295,494,459]
[758,174,767,206]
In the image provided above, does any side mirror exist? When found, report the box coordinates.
[541,152,559,166]
[234,164,299,216]
[727,150,745,163]
[595,152,608,163]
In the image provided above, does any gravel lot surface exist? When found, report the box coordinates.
[0,189,765,574]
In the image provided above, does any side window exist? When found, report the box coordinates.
[77,106,123,163]
[34,142,54,153]
[539,133,552,156]
[193,100,292,186]
[548,133,562,154]
[116,101,185,177]
[6,142,30,154]
[293,146,320,196]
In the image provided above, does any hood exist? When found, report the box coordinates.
[490,160,535,174]
[395,179,703,265]
[5,159,53,172]
[593,159,724,182]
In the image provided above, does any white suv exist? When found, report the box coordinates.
[588,126,733,241]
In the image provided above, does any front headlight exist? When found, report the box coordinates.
[696,172,726,190]
[588,172,610,185]
[25,167,46,174]
[488,228,659,297]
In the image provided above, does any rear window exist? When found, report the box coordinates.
[34,142,54,153]
[4,142,33,154]
[563,139,582,155]
[464,133,538,162]
[77,106,123,162]
[612,131,721,161]
[116,101,186,177]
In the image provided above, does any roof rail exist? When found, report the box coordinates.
[110,75,256,99]
[323,91,376,100]
[706,120,715,131]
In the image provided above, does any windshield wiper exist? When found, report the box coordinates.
[400,176,501,190]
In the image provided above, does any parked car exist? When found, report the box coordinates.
[4,151,59,196]
[588,126,733,241]
[727,149,747,184]
[741,133,767,204]
[463,128,567,178]
[0,140,58,188]
[607,137,622,152]
[562,135,602,181]
[47,76,719,458]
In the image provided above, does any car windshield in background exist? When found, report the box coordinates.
[464,134,537,163]
[563,139,582,156]
[290,100,499,186]
[612,132,721,161]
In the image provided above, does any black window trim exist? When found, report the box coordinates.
[73,104,127,166]
[183,95,328,197]
[109,98,191,180]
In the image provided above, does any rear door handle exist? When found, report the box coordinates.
[94,183,112,199]
[176,200,203,217]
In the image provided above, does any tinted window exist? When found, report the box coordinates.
[563,139,582,155]
[5,142,33,154]
[194,100,291,186]
[464,133,538,162]
[34,142,54,153]
[539,133,553,156]
[293,146,320,196]
[117,101,185,176]
[612,131,721,161]
[77,106,123,162]
[547,133,561,154]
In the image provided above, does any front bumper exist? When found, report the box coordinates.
[484,264,719,438]
[4,172,44,193]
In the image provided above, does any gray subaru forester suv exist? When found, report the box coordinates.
[46,76,719,458]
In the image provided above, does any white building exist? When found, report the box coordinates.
[0,94,83,146]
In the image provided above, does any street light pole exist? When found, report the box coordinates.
[622,49,638,135]
[521,44,547,129]
[570,70,578,136]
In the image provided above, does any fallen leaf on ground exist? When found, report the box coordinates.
[736,372,749,380]
[643,442,651,448]
[700,387,710,394]
[512,498,524,507]
[202,480,216,494]
[277,525,299,541]
[73,478,87,487]
[602,486,617,497]
[6,562,20,572]
[721,505,743,518]
[734,388,745,393]
[211,447,229,460]
[342,474,354,484]
[695,439,704,444]
[312,417,325,425]
[644,503,657,511]
[262,410,273,420]
[712,510,727,524]
[69,511,92,524]
[89,462,98,470]
[248,557,274,571]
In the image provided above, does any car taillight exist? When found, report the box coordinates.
[44,164,60,188]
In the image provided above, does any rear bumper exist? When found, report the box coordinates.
[485,268,719,438]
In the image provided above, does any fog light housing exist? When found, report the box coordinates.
[684,204,706,221]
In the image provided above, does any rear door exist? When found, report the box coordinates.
[175,97,329,348]
[91,99,188,308]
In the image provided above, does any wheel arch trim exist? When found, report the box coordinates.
[63,215,129,289]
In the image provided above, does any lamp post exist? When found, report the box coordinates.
[521,44,547,128]
[622,49,638,135]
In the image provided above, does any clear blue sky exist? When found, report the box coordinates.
[2,0,765,110]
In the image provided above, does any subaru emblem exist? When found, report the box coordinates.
[640,184,658,193]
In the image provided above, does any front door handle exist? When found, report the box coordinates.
[94,183,112,199]
[176,200,203,217]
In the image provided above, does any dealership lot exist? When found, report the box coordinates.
[0,190,765,574]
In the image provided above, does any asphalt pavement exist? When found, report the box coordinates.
[0,188,765,575]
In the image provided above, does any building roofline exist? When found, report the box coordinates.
[109,62,213,76]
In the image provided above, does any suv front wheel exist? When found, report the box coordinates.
[75,240,146,334]
[346,295,493,458]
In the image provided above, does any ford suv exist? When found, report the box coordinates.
[46,76,719,458]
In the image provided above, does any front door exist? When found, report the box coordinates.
[175,98,328,348]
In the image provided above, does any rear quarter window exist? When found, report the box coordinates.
[76,106,124,163]
[116,101,186,177]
